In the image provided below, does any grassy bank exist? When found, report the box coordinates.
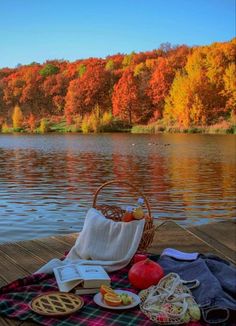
[1,117,236,135]
[131,119,236,134]
[1,116,131,134]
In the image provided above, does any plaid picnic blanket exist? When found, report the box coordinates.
[0,259,152,326]
[0,255,204,326]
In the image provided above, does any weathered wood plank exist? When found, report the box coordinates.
[188,221,236,264]
[35,236,75,256]
[148,220,228,258]
[0,243,46,275]
[0,251,29,283]
[189,221,236,250]
[50,233,78,247]
[20,321,38,326]
[0,317,20,326]
[17,239,64,261]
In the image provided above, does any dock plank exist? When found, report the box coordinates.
[148,220,235,263]
[0,243,46,275]
[18,239,65,261]
[35,235,76,255]
[0,317,20,326]
[0,251,28,283]
[188,221,236,263]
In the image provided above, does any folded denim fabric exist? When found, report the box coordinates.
[158,253,236,324]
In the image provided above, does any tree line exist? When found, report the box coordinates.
[0,39,235,133]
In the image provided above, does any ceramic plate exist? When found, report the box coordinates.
[93,289,140,310]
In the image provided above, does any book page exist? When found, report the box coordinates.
[56,264,83,282]
[79,265,109,280]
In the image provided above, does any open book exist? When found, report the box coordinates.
[53,264,111,292]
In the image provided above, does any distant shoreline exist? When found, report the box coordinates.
[1,116,236,135]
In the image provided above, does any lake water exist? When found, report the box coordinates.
[0,133,235,243]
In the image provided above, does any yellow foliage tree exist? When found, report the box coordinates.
[81,115,91,133]
[1,122,10,133]
[164,41,236,128]
[89,111,100,133]
[101,111,112,126]
[12,105,23,130]
[39,118,49,133]
[223,63,236,113]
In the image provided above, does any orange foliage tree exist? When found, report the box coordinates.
[41,73,69,115]
[27,112,36,132]
[148,57,175,119]
[65,61,112,123]
[112,69,139,124]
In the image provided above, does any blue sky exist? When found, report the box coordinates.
[0,0,235,68]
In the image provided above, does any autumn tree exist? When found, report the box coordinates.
[39,118,49,133]
[41,73,69,115]
[20,66,45,116]
[223,63,236,114]
[148,57,175,119]
[65,61,112,123]
[164,41,235,127]
[122,52,135,67]
[12,105,23,129]
[0,39,235,130]
[27,112,36,132]
[105,59,115,71]
[2,72,25,109]
[112,69,139,124]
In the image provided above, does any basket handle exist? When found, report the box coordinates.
[92,180,152,217]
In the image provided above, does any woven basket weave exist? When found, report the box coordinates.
[92,180,155,252]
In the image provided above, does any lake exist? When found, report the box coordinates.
[0,133,235,243]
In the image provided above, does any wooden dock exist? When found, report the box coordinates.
[0,220,235,326]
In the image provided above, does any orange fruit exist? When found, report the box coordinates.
[104,293,122,306]
[122,212,134,222]
[100,285,116,297]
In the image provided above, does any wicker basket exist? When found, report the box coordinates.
[92,180,155,252]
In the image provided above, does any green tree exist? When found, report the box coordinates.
[77,64,86,77]
[105,60,115,71]
[39,64,60,77]
[122,51,135,67]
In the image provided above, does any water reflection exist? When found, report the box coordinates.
[0,133,235,243]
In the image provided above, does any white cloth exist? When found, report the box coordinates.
[161,248,199,261]
[36,208,145,274]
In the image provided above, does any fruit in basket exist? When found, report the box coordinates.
[133,207,144,219]
[122,213,134,222]
[104,293,122,306]
[122,206,134,222]
[128,258,164,289]
[133,198,144,219]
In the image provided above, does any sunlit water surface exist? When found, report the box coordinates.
[0,133,235,243]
